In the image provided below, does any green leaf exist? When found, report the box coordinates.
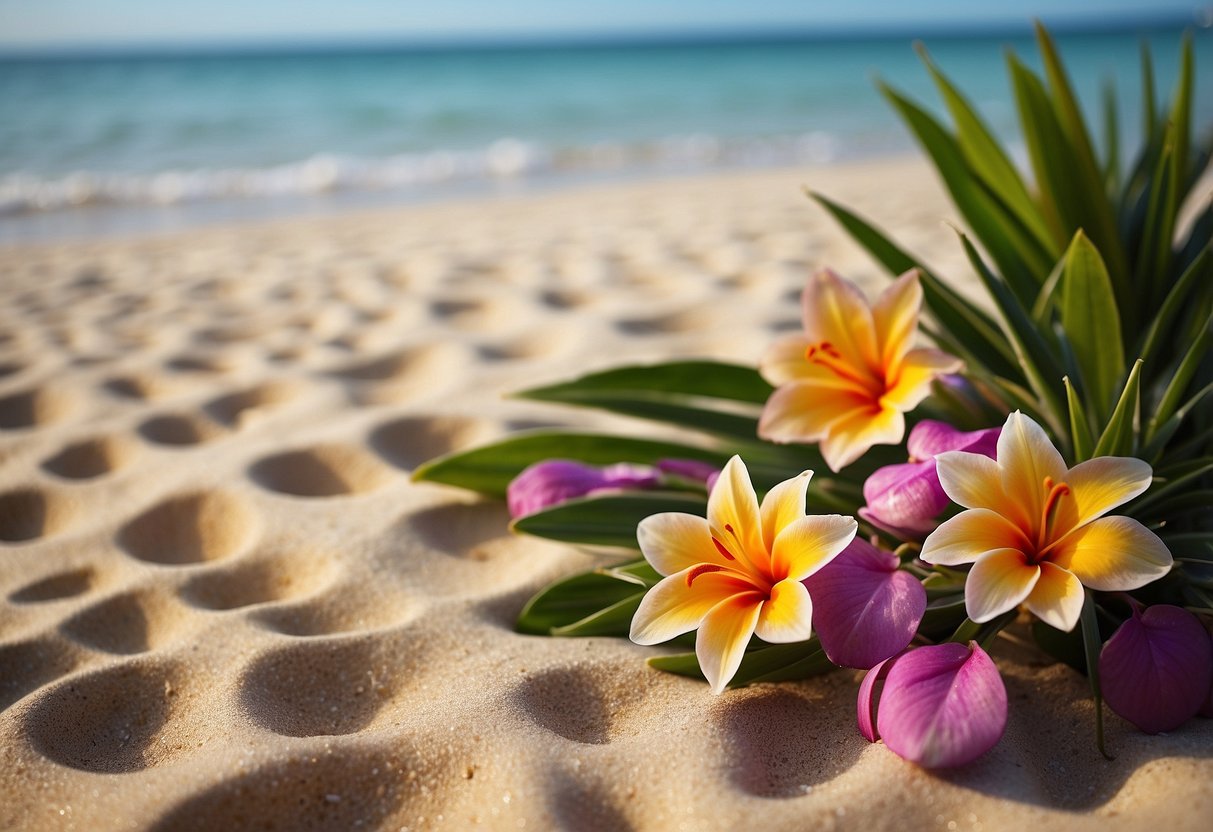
[1034,22,1130,303]
[1170,32,1194,186]
[1127,456,1213,517]
[1060,231,1125,417]
[1142,382,1213,461]
[1148,309,1213,440]
[1064,376,1095,462]
[1141,40,1157,145]
[1032,619,1087,672]
[1092,358,1143,457]
[512,361,775,444]
[1079,591,1114,760]
[550,593,646,637]
[917,43,1058,253]
[1135,138,1179,308]
[1138,247,1212,373]
[647,640,835,687]
[412,430,726,498]
[516,568,649,636]
[808,191,1022,380]
[881,80,1052,301]
[510,492,706,548]
[1101,79,1120,194]
[956,229,1068,435]
[518,361,773,405]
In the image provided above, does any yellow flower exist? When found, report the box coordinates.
[921,411,1172,631]
[630,456,857,693]
[759,269,963,472]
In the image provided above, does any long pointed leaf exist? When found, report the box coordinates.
[1060,231,1125,417]
[517,361,773,406]
[957,230,1068,434]
[1149,310,1213,438]
[1034,22,1131,301]
[881,80,1053,300]
[1065,376,1095,462]
[918,43,1058,252]
[510,492,706,549]
[1093,359,1143,457]
[1138,247,1212,372]
[412,431,727,498]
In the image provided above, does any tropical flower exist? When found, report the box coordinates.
[858,641,1007,768]
[758,269,963,472]
[629,456,857,693]
[1100,603,1213,734]
[921,411,1172,632]
[506,458,720,518]
[859,420,1000,539]
[507,459,659,518]
[803,537,927,669]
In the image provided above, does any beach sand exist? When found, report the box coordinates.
[1,156,1210,831]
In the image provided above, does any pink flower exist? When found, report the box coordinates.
[859,420,999,539]
[507,460,660,518]
[1099,603,1213,734]
[858,641,1007,768]
[802,538,926,669]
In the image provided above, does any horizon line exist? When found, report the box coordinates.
[1,10,1207,61]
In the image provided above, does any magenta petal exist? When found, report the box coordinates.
[655,458,721,485]
[906,420,1000,461]
[506,459,658,518]
[857,656,895,742]
[804,538,927,668]
[1100,604,1213,734]
[860,460,949,538]
[876,642,1007,768]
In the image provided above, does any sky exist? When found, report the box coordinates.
[0,0,1209,53]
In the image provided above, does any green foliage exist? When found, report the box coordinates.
[822,25,1211,545]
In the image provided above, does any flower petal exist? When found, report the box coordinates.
[876,642,1008,768]
[1023,562,1084,632]
[637,512,725,577]
[882,348,965,411]
[754,579,815,643]
[817,403,905,472]
[759,469,812,553]
[758,383,874,446]
[871,270,923,368]
[860,459,949,538]
[758,334,814,387]
[857,655,896,742]
[629,569,756,645]
[805,538,927,669]
[935,450,1014,517]
[997,411,1067,531]
[1100,605,1213,734]
[920,509,1029,567]
[696,592,764,694]
[964,548,1040,622]
[1050,516,1172,591]
[507,459,657,517]
[801,268,880,371]
[706,456,767,574]
[770,513,857,581]
[1065,456,1154,526]
[907,420,1000,461]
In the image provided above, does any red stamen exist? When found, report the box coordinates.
[712,537,737,561]
[1036,476,1072,554]
[687,563,726,586]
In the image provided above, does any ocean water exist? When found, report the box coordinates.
[1,27,1210,241]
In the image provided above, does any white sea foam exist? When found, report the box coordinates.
[0,132,842,215]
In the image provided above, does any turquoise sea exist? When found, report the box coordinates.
[1,25,1210,241]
